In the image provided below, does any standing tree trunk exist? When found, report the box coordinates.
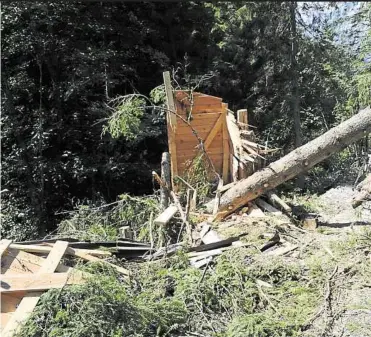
[290,1,304,188]
[216,107,371,220]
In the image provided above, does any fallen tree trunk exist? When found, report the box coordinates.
[216,107,371,220]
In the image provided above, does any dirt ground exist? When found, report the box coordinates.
[216,184,371,337]
[306,185,371,337]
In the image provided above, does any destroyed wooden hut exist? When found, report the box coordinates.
[163,72,264,187]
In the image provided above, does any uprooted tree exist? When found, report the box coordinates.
[216,107,371,219]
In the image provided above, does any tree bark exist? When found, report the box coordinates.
[160,152,171,210]
[216,107,371,220]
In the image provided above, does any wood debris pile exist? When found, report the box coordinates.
[0,238,150,336]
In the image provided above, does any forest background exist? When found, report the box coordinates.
[1,1,370,240]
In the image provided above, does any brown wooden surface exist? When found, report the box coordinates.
[169,90,235,181]
[1,249,72,276]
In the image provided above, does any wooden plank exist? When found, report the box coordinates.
[163,71,177,129]
[0,240,12,257]
[154,205,178,225]
[178,116,220,128]
[176,135,223,150]
[204,113,224,149]
[176,125,215,135]
[237,109,248,130]
[186,112,222,120]
[1,241,70,337]
[192,96,222,105]
[226,110,241,181]
[222,105,230,183]
[178,157,223,169]
[174,90,222,101]
[0,272,84,293]
[177,148,223,159]
[175,133,221,145]
[202,230,223,245]
[1,292,25,313]
[255,198,282,215]
[39,241,69,272]
[247,202,266,217]
[71,251,131,276]
[174,131,209,141]
[189,106,223,114]
[164,72,178,188]
[9,244,111,257]
[1,313,14,330]
[266,191,292,213]
[1,249,72,275]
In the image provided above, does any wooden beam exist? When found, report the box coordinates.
[247,202,266,217]
[222,105,230,183]
[163,71,177,129]
[2,241,70,337]
[255,198,282,215]
[237,109,248,130]
[204,113,224,149]
[226,111,242,181]
[154,205,178,225]
[266,191,292,213]
[1,292,25,313]
[0,272,84,293]
[163,71,178,188]
[70,251,131,277]
[9,244,111,257]
[0,240,12,257]
[1,249,72,275]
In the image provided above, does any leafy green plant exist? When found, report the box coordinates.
[56,194,161,244]
[103,96,146,140]
[17,263,186,337]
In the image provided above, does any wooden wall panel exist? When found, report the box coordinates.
[171,90,232,181]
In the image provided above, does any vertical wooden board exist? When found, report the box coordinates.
[163,71,177,128]
[163,72,178,188]
[237,109,248,130]
[222,111,230,183]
